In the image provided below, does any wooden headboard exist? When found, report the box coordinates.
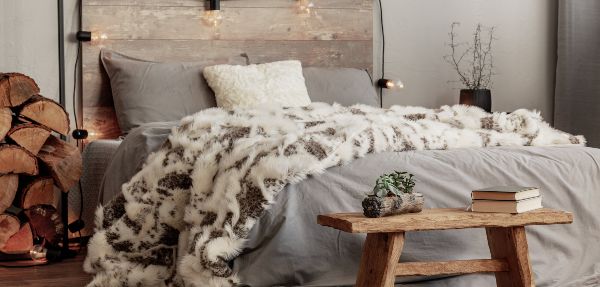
[82,0,373,140]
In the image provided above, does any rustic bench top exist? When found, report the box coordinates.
[317,208,573,233]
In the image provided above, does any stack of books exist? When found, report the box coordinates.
[471,186,542,213]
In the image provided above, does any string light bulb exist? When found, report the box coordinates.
[202,0,223,28]
[76,31,107,42]
[91,32,108,41]
[202,10,223,28]
[296,0,315,15]
[378,79,405,90]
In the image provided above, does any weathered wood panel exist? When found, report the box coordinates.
[395,259,509,276]
[317,208,574,233]
[83,6,372,41]
[82,107,122,141]
[82,0,373,139]
[486,227,535,287]
[86,0,372,9]
[83,39,372,107]
[356,232,404,287]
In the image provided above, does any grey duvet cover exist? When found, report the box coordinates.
[101,122,600,287]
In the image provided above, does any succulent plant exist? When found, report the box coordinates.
[371,171,416,198]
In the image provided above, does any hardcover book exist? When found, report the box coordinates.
[472,196,543,213]
[472,186,540,201]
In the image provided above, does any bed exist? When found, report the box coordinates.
[94,121,600,287]
[79,1,600,286]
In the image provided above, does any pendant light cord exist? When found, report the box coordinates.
[73,0,82,132]
[378,0,385,108]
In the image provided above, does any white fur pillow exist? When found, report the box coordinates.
[203,60,311,109]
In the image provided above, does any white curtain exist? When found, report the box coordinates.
[555,0,600,147]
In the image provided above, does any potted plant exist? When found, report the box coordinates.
[444,22,496,112]
[362,171,424,218]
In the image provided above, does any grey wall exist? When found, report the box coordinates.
[0,0,79,127]
[1,0,558,127]
[375,0,558,122]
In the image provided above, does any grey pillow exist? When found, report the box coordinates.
[302,67,379,107]
[100,49,217,134]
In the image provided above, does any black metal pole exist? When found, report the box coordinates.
[57,0,71,258]
[58,0,66,107]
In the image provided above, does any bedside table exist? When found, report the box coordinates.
[318,208,573,287]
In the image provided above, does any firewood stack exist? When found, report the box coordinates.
[0,73,81,256]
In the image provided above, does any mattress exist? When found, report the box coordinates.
[100,122,600,286]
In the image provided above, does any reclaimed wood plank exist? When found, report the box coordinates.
[356,232,404,287]
[85,0,372,9]
[82,39,372,107]
[82,107,122,140]
[395,259,509,277]
[317,208,574,233]
[486,226,535,287]
[83,6,372,41]
[82,0,373,140]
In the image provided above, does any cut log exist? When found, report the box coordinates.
[0,107,11,141]
[38,135,82,192]
[24,205,63,245]
[0,145,38,176]
[18,95,69,135]
[0,174,19,214]
[0,73,39,107]
[18,177,56,209]
[362,193,425,218]
[7,123,51,155]
[0,223,33,254]
[0,214,20,250]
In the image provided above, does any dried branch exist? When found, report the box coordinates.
[444,22,496,90]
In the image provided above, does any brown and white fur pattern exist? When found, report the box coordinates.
[84,103,584,286]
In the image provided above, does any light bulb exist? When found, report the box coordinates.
[77,31,108,43]
[392,80,404,89]
[30,245,48,262]
[202,10,223,28]
[378,79,405,90]
[91,32,108,41]
[296,0,315,15]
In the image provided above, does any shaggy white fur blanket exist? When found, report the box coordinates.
[84,103,584,287]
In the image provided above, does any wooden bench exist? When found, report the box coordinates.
[317,208,573,287]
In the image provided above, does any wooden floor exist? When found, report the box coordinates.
[0,252,91,287]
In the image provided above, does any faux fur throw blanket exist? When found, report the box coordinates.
[84,103,584,287]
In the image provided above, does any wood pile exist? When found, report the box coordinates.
[0,73,81,256]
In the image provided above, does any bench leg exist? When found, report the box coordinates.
[486,226,535,287]
[356,232,404,287]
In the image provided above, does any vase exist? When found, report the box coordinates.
[460,89,491,112]
[362,193,424,218]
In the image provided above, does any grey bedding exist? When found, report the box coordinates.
[79,139,122,237]
[101,122,600,287]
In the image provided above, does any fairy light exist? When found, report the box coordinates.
[378,79,405,90]
[202,0,223,29]
[202,10,223,28]
[296,0,316,16]
[93,32,108,41]
[297,0,315,14]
